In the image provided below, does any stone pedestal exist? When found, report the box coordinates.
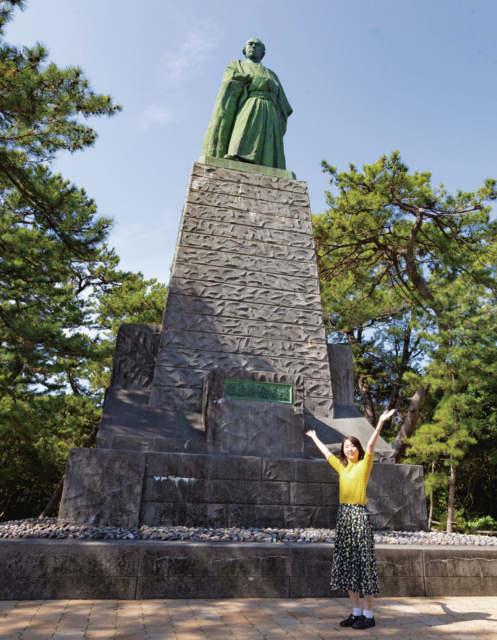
[203,369,304,458]
[59,159,428,532]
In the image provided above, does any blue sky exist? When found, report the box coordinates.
[6,0,497,285]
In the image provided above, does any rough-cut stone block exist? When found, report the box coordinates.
[293,458,339,484]
[284,506,338,528]
[289,482,339,507]
[163,312,326,345]
[321,483,341,505]
[142,477,290,506]
[424,576,497,597]
[166,293,324,326]
[327,344,354,406]
[149,385,202,411]
[155,348,330,379]
[375,547,424,576]
[262,458,293,482]
[290,577,344,598]
[187,190,309,221]
[290,482,323,506]
[110,323,161,389]
[304,378,334,398]
[146,452,262,481]
[151,365,207,389]
[304,397,334,417]
[176,246,318,278]
[378,576,426,597]
[368,464,428,531]
[160,329,328,362]
[0,540,140,600]
[0,540,139,579]
[208,544,289,577]
[140,543,207,578]
[173,261,319,294]
[423,548,497,577]
[183,202,313,234]
[203,369,305,458]
[140,502,228,527]
[180,231,315,262]
[169,278,323,310]
[108,435,208,454]
[192,162,307,193]
[137,575,289,599]
[181,217,314,250]
[58,448,146,528]
[0,576,138,600]
[228,504,286,528]
[289,544,333,578]
[189,173,310,207]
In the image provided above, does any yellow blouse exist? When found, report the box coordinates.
[327,451,374,505]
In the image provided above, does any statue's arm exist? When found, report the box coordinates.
[201,61,247,159]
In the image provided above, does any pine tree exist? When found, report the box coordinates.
[0,2,128,520]
[314,152,497,529]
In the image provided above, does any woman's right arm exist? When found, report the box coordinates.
[305,430,332,460]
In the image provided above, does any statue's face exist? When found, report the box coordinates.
[245,39,263,62]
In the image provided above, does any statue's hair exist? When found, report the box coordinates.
[243,38,266,60]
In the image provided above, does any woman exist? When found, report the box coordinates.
[202,38,292,170]
[306,408,394,630]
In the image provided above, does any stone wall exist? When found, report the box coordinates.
[59,449,428,532]
[1,539,495,599]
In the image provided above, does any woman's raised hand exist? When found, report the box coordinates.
[377,409,396,429]
[305,430,317,439]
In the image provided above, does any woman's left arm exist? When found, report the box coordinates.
[366,409,396,454]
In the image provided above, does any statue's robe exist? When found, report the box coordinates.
[202,59,292,170]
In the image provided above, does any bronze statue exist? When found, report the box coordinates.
[202,38,292,170]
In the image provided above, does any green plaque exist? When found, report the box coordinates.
[224,378,293,404]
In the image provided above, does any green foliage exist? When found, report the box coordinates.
[0,3,166,521]
[314,151,497,525]
[89,275,168,392]
[462,515,497,533]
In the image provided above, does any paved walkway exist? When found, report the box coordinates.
[0,598,496,640]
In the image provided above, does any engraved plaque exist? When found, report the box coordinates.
[224,378,293,404]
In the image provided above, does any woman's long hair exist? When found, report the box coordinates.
[339,436,365,467]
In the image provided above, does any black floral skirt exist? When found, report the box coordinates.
[331,503,380,596]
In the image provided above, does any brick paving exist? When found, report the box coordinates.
[0,598,496,640]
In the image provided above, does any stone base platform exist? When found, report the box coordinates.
[58,448,427,532]
[1,539,496,600]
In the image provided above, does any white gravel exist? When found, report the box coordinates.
[0,518,496,546]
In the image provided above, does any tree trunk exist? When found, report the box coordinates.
[39,426,98,519]
[386,323,413,412]
[358,375,376,427]
[392,385,430,462]
[345,329,376,427]
[447,458,456,534]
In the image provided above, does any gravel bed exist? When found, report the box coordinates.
[0,518,496,546]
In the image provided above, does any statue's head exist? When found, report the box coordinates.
[243,38,265,62]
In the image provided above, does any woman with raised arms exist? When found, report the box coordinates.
[306,409,395,630]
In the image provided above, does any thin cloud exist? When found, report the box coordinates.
[138,18,220,130]
[139,105,175,130]
[161,18,220,85]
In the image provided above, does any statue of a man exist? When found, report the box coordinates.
[202,38,292,170]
